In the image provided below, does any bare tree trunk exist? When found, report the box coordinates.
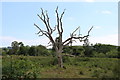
[56,50,63,68]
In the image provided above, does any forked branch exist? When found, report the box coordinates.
[63,26,93,46]
[35,7,93,48]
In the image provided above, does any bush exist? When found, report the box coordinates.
[62,56,70,63]
[51,57,58,66]
[2,56,38,79]
[92,52,106,58]
[112,61,120,78]
[91,69,102,78]
[106,50,118,58]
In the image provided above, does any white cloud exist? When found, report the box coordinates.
[0,36,50,47]
[101,11,112,14]
[66,34,118,46]
[94,26,102,29]
[89,34,118,46]
[0,36,17,47]
[0,34,118,48]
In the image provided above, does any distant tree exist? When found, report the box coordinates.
[36,45,49,56]
[83,44,93,57]
[93,43,115,54]
[10,41,19,54]
[72,46,85,56]
[28,46,36,56]
[18,42,28,55]
[92,43,118,58]
[18,42,24,47]
[1,47,9,55]
[34,7,93,68]
[63,46,73,55]
[8,41,29,55]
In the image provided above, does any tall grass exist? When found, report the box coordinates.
[2,55,119,78]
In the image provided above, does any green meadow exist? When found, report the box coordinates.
[2,55,119,79]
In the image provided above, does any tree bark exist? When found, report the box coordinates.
[56,50,63,68]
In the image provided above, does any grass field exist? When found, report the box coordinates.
[2,55,120,78]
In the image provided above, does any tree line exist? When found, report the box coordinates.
[1,41,50,56]
[1,41,119,58]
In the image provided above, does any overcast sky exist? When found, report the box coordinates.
[0,1,118,47]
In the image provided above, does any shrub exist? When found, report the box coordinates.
[92,69,100,78]
[106,50,118,58]
[92,52,106,58]
[112,61,120,78]
[2,56,38,79]
[51,56,71,66]
[62,56,70,63]
[51,57,58,66]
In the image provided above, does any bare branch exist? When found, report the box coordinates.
[46,44,52,47]
[60,9,66,20]
[37,14,44,21]
[38,8,51,33]
[41,8,45,20]
[51,26,56,33]
[63,36,84,45]
[64,39,77,46]
[55,6,60,34]
[72,26,80,36]
[63,26,93,45]
[48,41,51,44]
[64,40,71,46]
[60,9,66,33]
[88,26,93,35]
[37,14,49,32]
[45,11,53,34]
[34,23,49,38]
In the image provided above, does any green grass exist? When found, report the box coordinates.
[2,55,119,78]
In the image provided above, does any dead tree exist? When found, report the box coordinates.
[34,7,93,68]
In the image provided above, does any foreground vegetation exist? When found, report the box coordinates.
[1,41,120,79]
[2,55,120,79]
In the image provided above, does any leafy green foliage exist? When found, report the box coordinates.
[112,60,120,78]
[1,42,119,78]
[63,46,85,56]
[2,55,38,79]
[2,41,118,58]
[83,45,93,57]
[93,43,114,54]
[2,41,50,56]
[62,56,70,63]
[118,46,120,58]
[2,55,119,78]
[11,41,19,55]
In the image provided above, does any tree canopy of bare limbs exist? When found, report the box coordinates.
[34,7,93,68]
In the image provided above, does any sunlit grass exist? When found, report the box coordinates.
[2,55,119,78]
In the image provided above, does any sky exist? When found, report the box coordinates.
[0,1,118,47]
